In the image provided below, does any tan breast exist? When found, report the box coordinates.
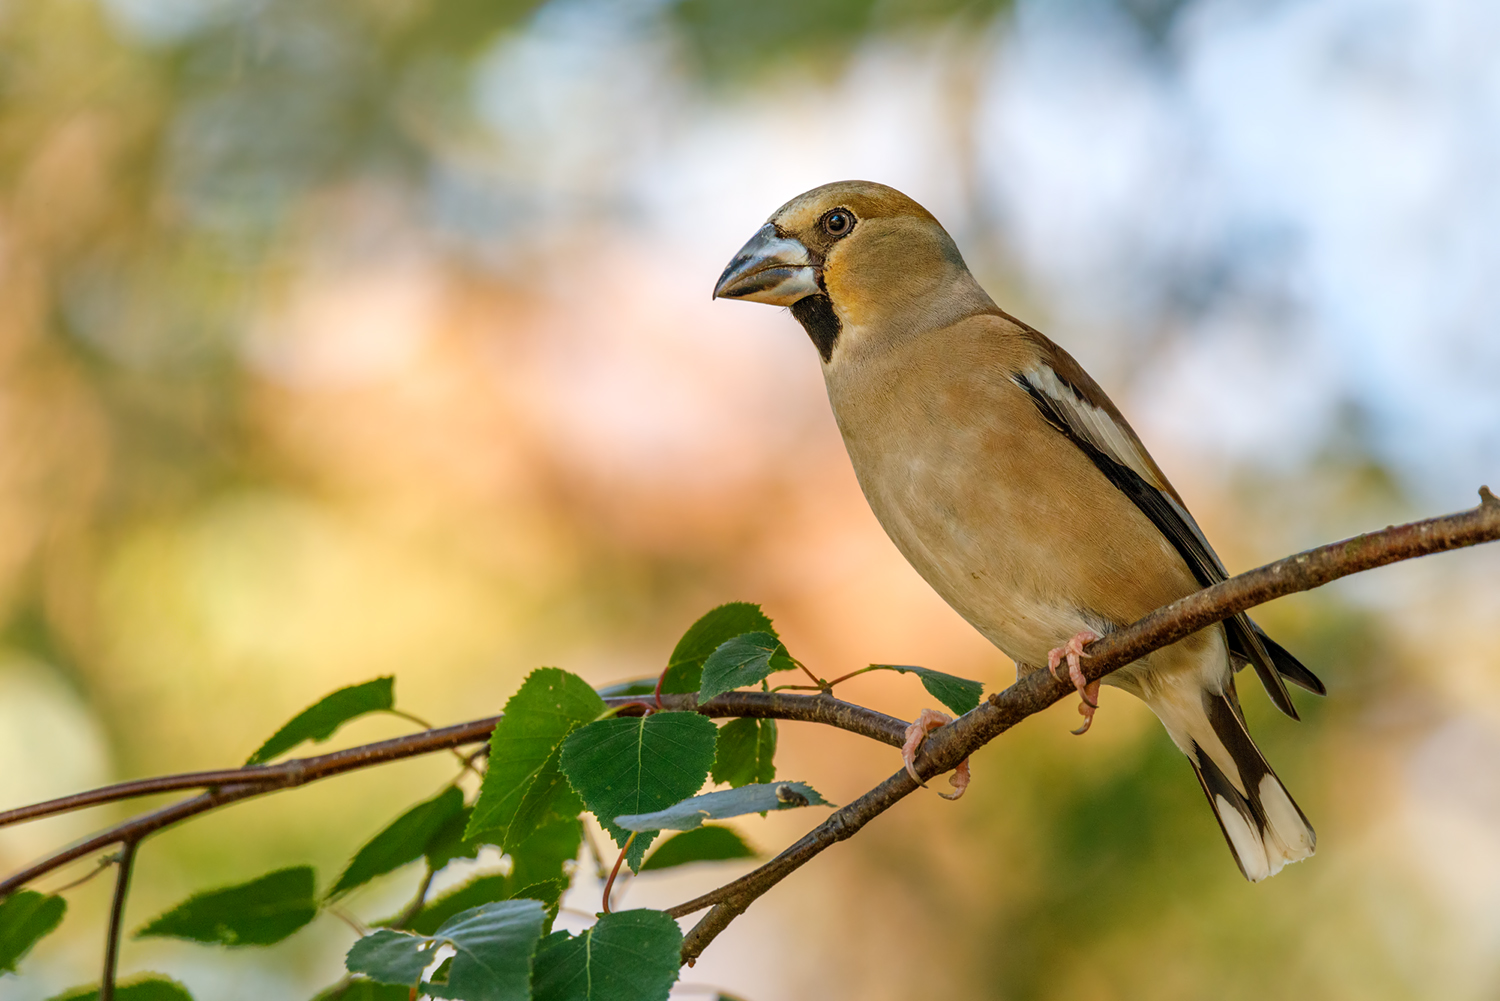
[823,313,1200,669]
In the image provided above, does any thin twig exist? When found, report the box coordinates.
[602,833,635,914]
[787,657,825,689]
[1,696,901,834]
[0,694,902,896]
[100,839,138,1001]
[0,716,503,830]
[667,488,1500,964]
[44,852,119,894]
[387,710,477,773]
[1,786,263,898]
[327,906,370,937]
[391,865,436,931]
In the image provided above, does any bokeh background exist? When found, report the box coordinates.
[3,0,1499,997]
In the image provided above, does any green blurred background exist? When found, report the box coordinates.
[2,0,1498,997]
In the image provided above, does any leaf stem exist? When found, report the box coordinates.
[328,906,369,937]
[100,838,138,1001]
[654,664,669,710]
[601,833,636,914]
[773,664,882,693]
[46,852,120,894]
[391,865,436,930]
[787,656,825,689]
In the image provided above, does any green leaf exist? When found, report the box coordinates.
[594,679,656,698]
[509,880,568,916]
[660,603,772,694]
[347,929,438,987]
[246,677,395,765]
[866,664,983,715]
[135,867,318,947]
[406,874,509,936]
[347,900,548,1000]
[404,816,581,936]
[405,873,567,938]
[46,975,195,1001]
[710,717,776,788]
[560,712,718,871]
[616,782,830,832]
[697,632,798,703]
[0,889,66,973]
[329,787,464,899]
[507,816,583,890]
[756,718,777,784]
[640,827,756,871]
[532,909,681,1001]
[310,980,412,1001]
[466,668,603,849]
[425,805,482,874]
[426,900,549,1001]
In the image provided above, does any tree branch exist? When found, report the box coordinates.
[99,838,138,1001]
[0,695,904,835]
[0,695,902,897]
[668,488,1500,964]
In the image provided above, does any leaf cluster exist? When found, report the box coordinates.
[2,600,982,1000]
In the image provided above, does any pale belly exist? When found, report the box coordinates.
[859,456,1133,669]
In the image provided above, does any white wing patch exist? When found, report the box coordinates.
[1022,362,1230,579]
[1022,364,1165,491]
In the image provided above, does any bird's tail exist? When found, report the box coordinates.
[1154,685,1315,881]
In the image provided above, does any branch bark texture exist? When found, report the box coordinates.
[0,695,901,896]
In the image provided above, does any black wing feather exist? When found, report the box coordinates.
[1014,371,1320,716]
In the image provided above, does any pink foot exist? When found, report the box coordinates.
[1047,630,1102,736]
[901,708,971,800]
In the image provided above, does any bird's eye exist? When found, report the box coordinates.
[821,209,854,238]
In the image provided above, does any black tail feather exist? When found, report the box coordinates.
[1226,616,1327,708]
[1223,614,1298,719]
[1184,690,1316,882]
[1251,621,1327,696]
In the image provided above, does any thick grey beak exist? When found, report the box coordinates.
[713,224,820,305]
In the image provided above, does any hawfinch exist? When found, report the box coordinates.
[713,180,1324,882]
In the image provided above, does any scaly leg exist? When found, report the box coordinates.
[901,708,971,800]
[1047,630,1102,736]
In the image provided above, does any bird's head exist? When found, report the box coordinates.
[713,180,994,363]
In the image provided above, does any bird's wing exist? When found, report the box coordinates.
[1004,321,1320,715]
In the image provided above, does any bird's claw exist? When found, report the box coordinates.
[1048,629,1102,736]
[902,708,971,800]
[1070,680,1101,735]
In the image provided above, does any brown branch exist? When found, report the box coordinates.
[0,694,902,897]
[0,695,905,835]
[0,717,499,831]
[668,488,1500,965]
[99,838,138,1001]
[0,786,264,898]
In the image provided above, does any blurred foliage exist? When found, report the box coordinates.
[668,0,1012,81]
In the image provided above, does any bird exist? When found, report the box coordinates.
[712,180,1325,882]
